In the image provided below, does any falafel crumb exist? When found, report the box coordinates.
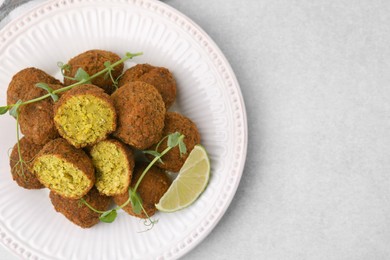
[33,155,92,198]
[91,142,130,195]
[54,94,115,147]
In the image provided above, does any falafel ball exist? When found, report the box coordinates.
[32,138,95,199]
[113,164,171,218]
[112,82,165,150]
[53,84,117,148]
[9,137,45,189]
[90,139,135,196]
[118,64,177,109]
[19,84,63,145]
[7,67,61,106]
[64,49,123,94]
[50,187,111,228]
[149,112,201,172]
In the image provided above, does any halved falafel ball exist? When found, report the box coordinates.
[9,137,45,189]
[7,67,61,106]
[50,187,111,228]
[19,84,63,145]
[64,49,123,94]
[149,112,201,172]
[113,164,171,218]
[112,82,165,150]
[53,84,117,148]
[32,138,95,199]
[90,139,135,196]
[118,64,177,109]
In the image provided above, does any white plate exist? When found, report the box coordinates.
[0,0,247,259]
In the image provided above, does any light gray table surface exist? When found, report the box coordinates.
[2,0,390,259]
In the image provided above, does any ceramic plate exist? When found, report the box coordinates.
[0,0,247,259]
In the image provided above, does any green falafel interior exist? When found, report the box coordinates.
[33,155,93,198]
[91,141,132,196]
[2,50,210,231]
[81,132,187,228]
[54,94,116,147]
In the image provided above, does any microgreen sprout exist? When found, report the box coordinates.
[2,52,143,112]
[1,51,143,180]
[73,68,91,83]
[9,103,29,179]
[57,62,92,83]
[7,100,36,181]
[9,99,22,119]
[100,209,118,223]
[80,132,186,231]
[103,61,120,89]
[57,62,72,79]
[0,105,9,115]
[35,83,59,102]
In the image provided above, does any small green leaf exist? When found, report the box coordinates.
[126,52,143,59]
[9,100,22,118]
[57,62,70,70]
[35,82,53,92]
[36,83,59,102]
[130,190,143,215]
[0,106,9,115]
[167,132,181,148]
[50,93,59,102]
[143,150,162,158]
[104,61,111,68]
[143,150,164,163]
[178,138,187,156]
[74,68,91,82]
[99,209,117,223]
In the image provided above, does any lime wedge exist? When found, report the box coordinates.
[155,145,210,212]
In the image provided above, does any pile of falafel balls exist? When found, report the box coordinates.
[7,49,201,228]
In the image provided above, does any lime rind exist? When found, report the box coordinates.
[155,145,210,213]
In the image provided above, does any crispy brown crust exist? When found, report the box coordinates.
[112,82,166,150]
[53,84,117,148]
[19,98,58,144]
[64,50,123,94]
[19,84,64,145]
[7,67,61,106]
[118,64,177,109]
[50,187,111,228]
[33,138,95,199]
[91,139,135,196]
[54,83,114,105]
[113,164,171,218]
[150,112,201,172]
[9,137,45,189]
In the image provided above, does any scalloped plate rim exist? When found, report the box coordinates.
[0,0,248,259]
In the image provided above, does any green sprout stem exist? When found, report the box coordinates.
[9,112,37,179]
[80,132,186,229]
[6,52,143,108]
[80,198,106,214]
[4,51,143,183]
[109,144,173,209]
[133,146,171,192]
[138,203,158,233]
[154,135,169,155]
[118,188,133,209]
[15,114,26,177]
[16,114,22,162]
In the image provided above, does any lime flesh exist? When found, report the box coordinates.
[155,145,210,212]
